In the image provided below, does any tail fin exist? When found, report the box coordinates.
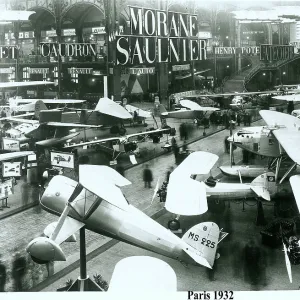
[34,100,48,119]
[250,172,276,201]
[182,222,219,268]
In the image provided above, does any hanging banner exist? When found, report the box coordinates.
[0,179,13,198]
[50,151,75,169]
[28,68,49,74]
[116,6,207,65]
[0,46,18,59]
[2,162,21,177]
[2,138,20,152]
[122,67,155,75]
[260,44,294,61]
[214,47,260,55]
[92,27,106,34]
[40,43,97,57]
[172,64,190,71]
[68,68,93,74]
[0,68,13,74]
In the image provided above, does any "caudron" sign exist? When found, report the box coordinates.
[40,43,96,57]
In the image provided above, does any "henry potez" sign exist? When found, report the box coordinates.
[116,6,207,65]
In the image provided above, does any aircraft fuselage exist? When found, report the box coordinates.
[229,126,281,157]
[40,176,206,267]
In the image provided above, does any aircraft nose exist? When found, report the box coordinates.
[41,175,78,213]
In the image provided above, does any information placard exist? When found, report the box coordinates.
[2,162,21,177]
[50,151,74,169]
[2,138,20,152]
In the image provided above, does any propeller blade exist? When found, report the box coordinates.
[283,243,293,283]
[68,183,83,203]
[151,177,161,205]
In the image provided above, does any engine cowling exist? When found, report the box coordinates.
[26,237,66,264]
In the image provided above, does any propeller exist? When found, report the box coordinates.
[151,177,161,205]
[26,183,84,264]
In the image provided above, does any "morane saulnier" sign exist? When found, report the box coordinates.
[116,6,207,65]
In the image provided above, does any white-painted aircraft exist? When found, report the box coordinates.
[0,151,35,162]
[26,163,225,270]
[163,151,285,229]
[159,99,219,119]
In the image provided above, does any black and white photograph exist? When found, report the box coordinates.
[2,161,21,177]
[1,0,300,298]
[2,137,20,151]
[50,151,74,169]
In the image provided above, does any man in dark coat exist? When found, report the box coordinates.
[143,164,153,188]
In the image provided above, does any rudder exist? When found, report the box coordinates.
[250,172,276,200]
[182,222,219,268]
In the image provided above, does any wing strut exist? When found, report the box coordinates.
[275,156,282,182]
[279,162,297,184]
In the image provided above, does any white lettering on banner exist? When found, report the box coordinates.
[116,6,205,65]
[62,29,76,36]
[214,46,260,55]
[0,68,13,74]
[92,27,106,34]
[46,30,57,37]
[121,67,155,75]
[68,68,93,74]
[172,64,190,71]
[40,43,97,57]
[260,44,294,61]
[29,68,49,74]
[0,46,19,59]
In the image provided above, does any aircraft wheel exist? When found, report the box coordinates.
[168,219,180,231]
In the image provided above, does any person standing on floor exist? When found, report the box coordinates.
[143,164,153,188]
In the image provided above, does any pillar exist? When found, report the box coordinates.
[111,65,121,101]
[33,24,41,55]
[267,23,273,45]
[75,27,83,43]
[158,63,169,108]
[235,20,241,72]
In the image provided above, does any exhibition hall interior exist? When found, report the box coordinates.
[0,0,300,294]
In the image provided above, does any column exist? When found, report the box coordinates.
[33,24,41,56]
[112,65,121,101]
[267,23,273,45]
[75,27,83,43]
[13,21,20,82]
[235,20,242,73]
[158,63,169,108]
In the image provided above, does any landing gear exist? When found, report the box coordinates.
[168,219,180,231]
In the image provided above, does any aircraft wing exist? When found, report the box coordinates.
[180,100,219,111]
[95,97,133,119]
[17,99,86,105]
[272,94,300,101]
[0,81,55,88]
[126,128,170,139]
[79,165,131,210]
[260,110,300,130]
[125,104,152,118]
[198,91,280,97]
[0,151,35,162]
[64,136,122,148]
[165,151,219,215]
[273,130,300,165]
[6,117,38,125]
[289,175,300,212]
[46,122,102,128]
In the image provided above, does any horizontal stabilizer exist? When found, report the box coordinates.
[182,222,220,268]
[79,165,131,210]
[250,186,271,201]
[289,175,300,212]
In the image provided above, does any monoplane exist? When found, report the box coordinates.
[26,164,225,270]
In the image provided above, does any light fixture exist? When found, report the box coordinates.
[168,71,171,74]
[263,73,266,76]
[226,65,230,68]
[226,36,229,39]
[283,71,286,75]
